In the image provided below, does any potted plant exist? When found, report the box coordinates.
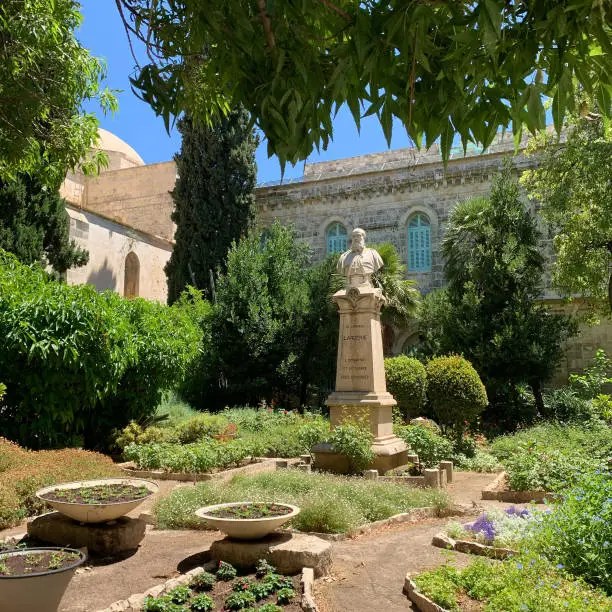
[0,546,86,612]
[36,478,158,523]
[195,502,300,540]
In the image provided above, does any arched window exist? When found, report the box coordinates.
[326,223,348,254]
[408,214,431,272]
[123,252,140,298]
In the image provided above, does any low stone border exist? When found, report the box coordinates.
[432,531,517,559]
[403,574,447,612]
[481,471,551,503]
[95,563,319,612]
[118,457,299,483]
[295,506,440,542]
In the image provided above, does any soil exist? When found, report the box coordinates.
[0,549,81,575]
[40,484,150,505]
[207,503,293,519]
[145,568,301,611]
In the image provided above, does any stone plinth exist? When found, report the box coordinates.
[27,512,146,555]
[209,532,332,577]
[315,285,408,474]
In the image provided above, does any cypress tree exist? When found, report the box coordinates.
[0,174,88,273]
[165,108,258,303]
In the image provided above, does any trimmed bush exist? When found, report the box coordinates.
[426,355,487,438]
[394,424,454,467]
[0,250,202,450]
[384,356,427,420]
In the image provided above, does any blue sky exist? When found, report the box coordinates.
[78,1,414,183]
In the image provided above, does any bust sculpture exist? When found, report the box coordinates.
[337,228,384,287]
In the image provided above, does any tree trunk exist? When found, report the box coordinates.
[530,380,545,415]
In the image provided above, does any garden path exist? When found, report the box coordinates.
[316,471,533,612]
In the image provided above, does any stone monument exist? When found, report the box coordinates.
[314,228,409,474]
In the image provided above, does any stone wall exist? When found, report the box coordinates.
[83,161,176,242]
[66,205,172,302]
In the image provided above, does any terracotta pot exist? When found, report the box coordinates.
[0,546,86,612]
[195,502,300,540]
[35,478,158,523]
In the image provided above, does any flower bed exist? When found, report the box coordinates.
[38,483,149,505]
[141,560,300,612]
[406,556,612,611]
[437,506,539,555]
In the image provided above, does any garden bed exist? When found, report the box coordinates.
[96,560,318,612]
[119,457,295,482]
[481,471,550,503]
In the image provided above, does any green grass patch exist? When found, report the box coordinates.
[154,469,449,533]
[413,556,612,611]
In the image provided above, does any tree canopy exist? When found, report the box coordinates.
[165,109,258,304]
[522,107,612,314]
[0,0,117,186]
[0,174,88,273]
[117,0,611,169]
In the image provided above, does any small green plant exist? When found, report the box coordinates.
[249,582,274,601]
[327,423,374,473]
[216,560,237,581]
[143,595,186,612]
[167,585,191,604]
[224,590,255,610]
[189,593,214,612]
[232,577,254,592]
[190,571,216,591]
[569,349,612,399]
[255,559,276,578]
[276,587,295,604]
[256,605,282,612]
[262,573,293,592]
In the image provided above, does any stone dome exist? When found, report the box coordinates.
[96,128,145,168]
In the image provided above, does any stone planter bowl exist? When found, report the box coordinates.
[36,478,158,524]
[0,546,86,612]
[195,502,300,540]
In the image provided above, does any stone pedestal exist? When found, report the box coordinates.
[314,285,408,474]
[27,512,146,555]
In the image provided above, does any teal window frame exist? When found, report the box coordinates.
[326,222,348,254]
[408,214,431,272]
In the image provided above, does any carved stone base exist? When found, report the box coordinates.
[312,436,409,475]
[327,392,396,439]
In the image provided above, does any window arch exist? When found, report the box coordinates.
[123,252,140,298]
[326,223,348,254]
[408,214,431,272]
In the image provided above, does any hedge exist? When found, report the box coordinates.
[384,355,427,419]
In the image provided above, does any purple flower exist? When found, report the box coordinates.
[467,514,496,543]
[505,506,530,518]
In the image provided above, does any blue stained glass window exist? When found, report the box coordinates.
[326,223,348,254]
[408,214,431,272]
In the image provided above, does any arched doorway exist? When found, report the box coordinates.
[123,252,140,298]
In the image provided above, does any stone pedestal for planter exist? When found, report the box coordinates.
[28,512,146,555]
[210,532,332,577]
[313,284,408,474]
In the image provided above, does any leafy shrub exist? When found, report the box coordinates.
[224,590,255,610]
[0,438,121,529]
[276,587,295,604]
[426,355,487,439]
[167,586,191,604]
[255,559,276,578]
[490,423,612,491]
[190,571,216,591]
[143,596,185,612]
[257,605,282,612]
[569,349,612,399]
[114,422,178,452]
[327,423,374,473]
[541,387,595,422]
[384,356,427,420]
[189,593,214,612]
[394,424,453,467]
[154,469,449,533]
[217,561,237,581]
[175,414,230,443]
[0,251,202,450]
[533,471,612,593]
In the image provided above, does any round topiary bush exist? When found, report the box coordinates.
[426,355,487,439]
[384,356,427,420]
